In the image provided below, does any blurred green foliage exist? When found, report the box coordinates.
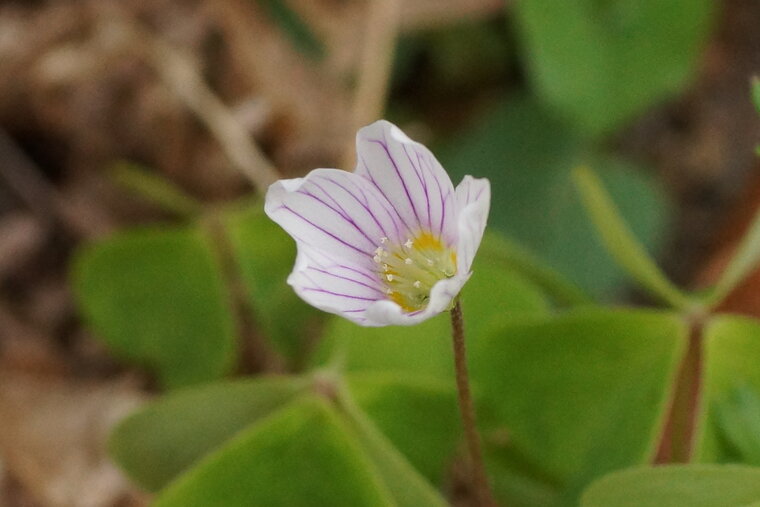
[225,207,324,366]
[71,1,760,505]
[439,97,667,298]
[109,377,307,491]
[572,167,689,308]
[402,2,715,298]
[347,373,459,485]
[713,386,760,466]
[474,309,687,503]
[580,465,760,507]
[94,165,760,505]
[514,0,714,137]
[112,377,452,506]
[393,21,513,95]
[699,317,760,462]
[475,232,592,307]
[72,227,237,388]
[152,396,403,507]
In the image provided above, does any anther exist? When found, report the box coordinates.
[413,280,422,289]
[405,258,413,265]
[380,237,388,244]
[373,255,382,263]
[386,274,394,282]
[404,239,413,248]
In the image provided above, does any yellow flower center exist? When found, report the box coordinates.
[373,232,457,313]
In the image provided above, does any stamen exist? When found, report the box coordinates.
[374,231,457,313]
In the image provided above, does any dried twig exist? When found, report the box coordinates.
[283,0,506,80]
[95,15,281,194]
[0,129,62,225]
[280,0,364,77]
[208,0,351,164]
[400,0,505,31]
[145,40,281,192]
[0,129,114,238]
[342,0,401,169]
[352,0,401,129]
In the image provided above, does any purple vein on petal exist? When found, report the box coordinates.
[359,155,412,236]
[296,189,376,247]
[280,205,372,256]
[289,232,382,283]
[415,150,437,233]
[313,174,394,240]
[331,263,381,285]
[307,267,385,295]
[369,135,422,228]
[419,151,449,237]
[308,180,353,216]
[403,143,432,232]
[300,287,377,301]
[346,177,401,238]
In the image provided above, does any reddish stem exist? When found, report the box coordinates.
[450,299,498,506]
[655,317,705,463]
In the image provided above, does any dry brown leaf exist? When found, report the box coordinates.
[0,372,148,507]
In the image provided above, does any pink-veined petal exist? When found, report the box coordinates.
[364,273,470,326]
[265,168,405,269]
[455,176,490,274]
[265,120,490,328]
[287,247,384,325]
[355,120,457,243]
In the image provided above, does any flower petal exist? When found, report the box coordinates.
[355,120,457,243]
[455,176,491,273]
[265,168,404,268]
[364,273,470,326]
[287,247,384,325]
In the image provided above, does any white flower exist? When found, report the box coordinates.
[265,120,490,326]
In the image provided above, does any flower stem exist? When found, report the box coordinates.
[654,314,705,463]
[450,299,497,507]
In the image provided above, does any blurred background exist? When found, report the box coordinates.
[0,0,758,505]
